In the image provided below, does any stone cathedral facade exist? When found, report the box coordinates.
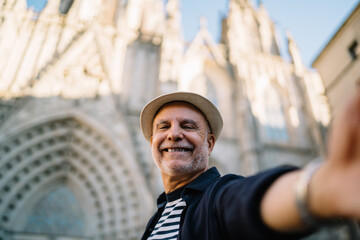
[0,0,331,239]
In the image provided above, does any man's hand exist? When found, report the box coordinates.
[310,89,360,219]
[260,89,360,232]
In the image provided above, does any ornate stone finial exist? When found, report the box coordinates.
[236,0,250,8]
[166,0,180,19]
[286,30,304,75]
[258,1,266,13]
[285,30,293,41]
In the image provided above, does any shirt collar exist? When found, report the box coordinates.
[156,167,220,208]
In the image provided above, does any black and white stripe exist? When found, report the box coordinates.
[148,197,186,240]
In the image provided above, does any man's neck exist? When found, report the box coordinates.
[162,169,206,194]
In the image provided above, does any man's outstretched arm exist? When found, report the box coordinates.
[260,89,360,232]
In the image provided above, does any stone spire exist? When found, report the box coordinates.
[41,0,61,15]
[165,0,181,35]
[286,30,304,75]
[159,0,183,93]
[225,0,262,62]
[257,3,280,55]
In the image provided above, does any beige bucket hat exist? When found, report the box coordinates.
[140,92,223,142]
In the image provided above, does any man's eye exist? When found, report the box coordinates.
[159,125,169,130]
[183,125,194,129]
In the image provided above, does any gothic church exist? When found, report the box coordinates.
[0,0,330,239]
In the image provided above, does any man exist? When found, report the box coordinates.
[140,91,360,240]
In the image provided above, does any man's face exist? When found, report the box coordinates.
[150,102,215,177]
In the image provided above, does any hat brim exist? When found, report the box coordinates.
[140,92,223,142]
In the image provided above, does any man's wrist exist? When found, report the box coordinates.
[295,159,344,228]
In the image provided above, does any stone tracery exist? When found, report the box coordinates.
[0,116,146,239]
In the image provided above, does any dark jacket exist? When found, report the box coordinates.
[142,166,310,240]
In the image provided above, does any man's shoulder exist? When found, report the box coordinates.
[217,173,245,184]
[201,172,245,196]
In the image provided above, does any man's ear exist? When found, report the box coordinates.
[207,134,215,154]
[150,136,153,145]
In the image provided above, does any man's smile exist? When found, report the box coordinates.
[160,146,194,153]
[165,148,191,152]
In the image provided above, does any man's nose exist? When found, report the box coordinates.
[167,125,183,141]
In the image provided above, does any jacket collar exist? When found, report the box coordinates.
[156,167,220,208]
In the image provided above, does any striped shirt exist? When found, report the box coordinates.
[148,188,186,240]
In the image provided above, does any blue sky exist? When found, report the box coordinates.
[182,0,359,67]
[27,0,359,67]
[26,0,47,11]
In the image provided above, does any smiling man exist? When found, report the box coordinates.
[151,101,214,193]
[140,91,360,240]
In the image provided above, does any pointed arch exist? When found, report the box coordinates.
[0,112,153,239]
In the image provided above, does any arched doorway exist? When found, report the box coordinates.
[0,115,153,239]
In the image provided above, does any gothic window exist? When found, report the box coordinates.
[24,186,85,236]
[260,85,288,141]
